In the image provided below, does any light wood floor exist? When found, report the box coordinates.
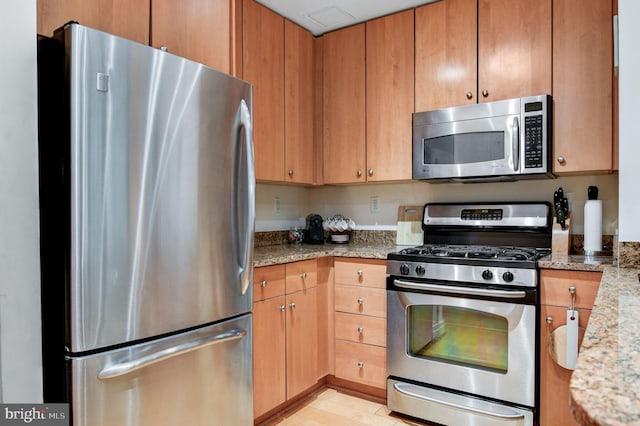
[259,387,431,426]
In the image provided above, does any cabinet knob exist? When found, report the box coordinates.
[481,89,489,97]
[300,272,307,279]
[368,169,374,176]
[280,305,286,312]
[357,298,364,305]
[288,169,294,176]
[357,326,364,333]
[289,302,296,309]
[160,45,168,52]
[356,270,364,276]
[557,156,566,164]
[466,91,473,100]
[260,280,267,288]
[357,361,364,368]
[357,169,362,177]
[546,316,553,324]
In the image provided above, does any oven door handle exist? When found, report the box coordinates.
[393,279,527,299]
[392,382,525,420]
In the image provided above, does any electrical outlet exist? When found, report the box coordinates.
[370,196,380,213]
[274,197,281,214]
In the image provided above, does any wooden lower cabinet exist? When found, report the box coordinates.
[539,269,602,426]
[253,295,286,418]
[253,260,319,419]
[333,259,387,390]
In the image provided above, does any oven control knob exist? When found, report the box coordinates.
[502,271,514,282]
[415,265,426,276]
[481,269,493,280]
[400,264,411,275]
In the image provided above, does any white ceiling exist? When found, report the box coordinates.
[256,0,439,36]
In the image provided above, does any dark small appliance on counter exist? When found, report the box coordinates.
[305,214,324,244]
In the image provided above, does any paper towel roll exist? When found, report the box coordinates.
[584,200,602,254]
[566,310,579,370]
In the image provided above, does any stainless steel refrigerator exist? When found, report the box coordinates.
[37,23,254,425]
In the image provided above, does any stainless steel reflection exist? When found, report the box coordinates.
[423,203,550,228]
[67,25,254,352]
[71,316,253,426]
[387,379,533,426]
[387,290,536,407]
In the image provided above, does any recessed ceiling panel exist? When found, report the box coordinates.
[256,0,439,35]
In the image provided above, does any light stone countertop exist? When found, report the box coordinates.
[570,266,640,426]
[253,241,398,267]
[538,254,614,272]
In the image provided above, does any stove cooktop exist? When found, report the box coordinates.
[395,244,551,262]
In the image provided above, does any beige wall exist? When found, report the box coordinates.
[257,174,618,235]
[0,0,43,402]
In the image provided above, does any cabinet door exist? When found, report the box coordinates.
[286,288,318,399]
[552,0,613,174]
[37,0,149,43]
[253,296,286,418]
[478,0,551,103]
[151,0,234,73]
[366,10,414,182]
[284,20,316,184]
[323,24,366,184]
[415,0,477,111]
[539,305,591,426]
[243,0,285,182]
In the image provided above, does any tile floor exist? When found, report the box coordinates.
[259,387,431,426]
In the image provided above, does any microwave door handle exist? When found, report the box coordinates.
[512,116,520,172]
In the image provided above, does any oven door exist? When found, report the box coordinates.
[387,281,536,408]
[413,113,521,181]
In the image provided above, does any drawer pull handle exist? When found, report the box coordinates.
[357,361,364,368]
[357,270,364,276]
[546,316,553,325]
[357,298,364,305]
[300,272,307,279]
[280,305,286,312]
[260,280,267,288]
[289,302,296,309]
[357,327,364,333]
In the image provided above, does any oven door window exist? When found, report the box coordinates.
[407,305,508,373]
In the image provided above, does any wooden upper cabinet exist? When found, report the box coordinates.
[151,0,236,74]
[323,24,366,184]
[366,10,414,182]
[243,0,285,182]
[552,0,613,174]
[37,0,150,43]
[478,0,552,103]
[415,0,477,111]
[284,20,316,185]
[416,0,551,110]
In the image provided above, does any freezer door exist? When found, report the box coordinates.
[63,24,255,352]
[70,315,252,426]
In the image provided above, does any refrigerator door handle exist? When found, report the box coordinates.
[97,328,247,380]
[232,99,255,296]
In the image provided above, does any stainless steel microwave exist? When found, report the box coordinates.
[412,95,554,182]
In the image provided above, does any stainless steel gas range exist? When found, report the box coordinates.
[386,202,552,426]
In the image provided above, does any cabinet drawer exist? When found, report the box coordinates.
[335,340,386,389]
[253,264,286,302]
[540,270,602,309]
[286,259,318,293]
[335,285,386,318]
[334,259,386,288]
[335,312,386,347]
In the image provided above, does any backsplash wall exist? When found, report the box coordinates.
[256,174,619,236]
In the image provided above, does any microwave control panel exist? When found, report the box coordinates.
[523,100,545,169]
